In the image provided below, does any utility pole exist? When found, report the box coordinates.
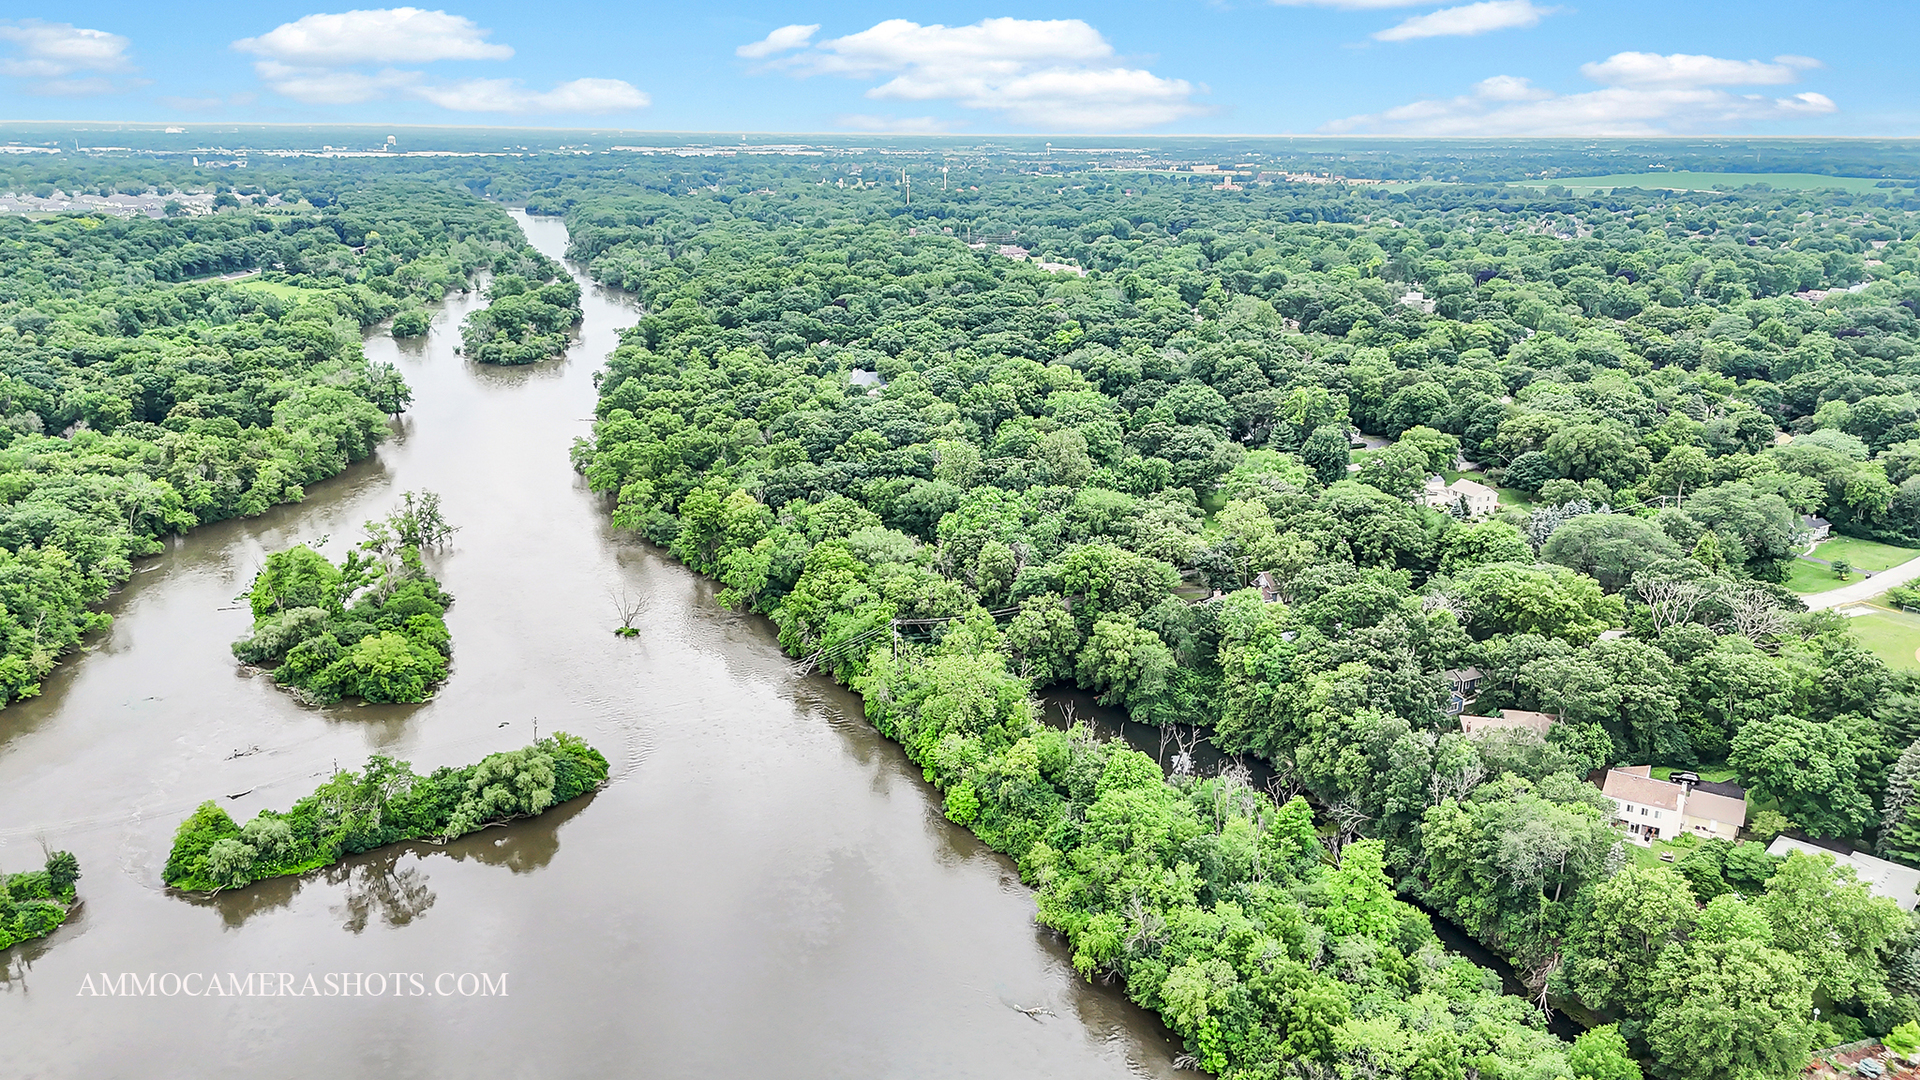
[902,168,909,207]
[942,166,948,191]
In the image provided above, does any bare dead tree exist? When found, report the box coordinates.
[1637,577,1707,632]
[1722,586,1791,646]
[1421,589,1470,623]
[1429,760,1487,806]
[1327,799,1373,855]
[1168,725,1203,779]
[609,586,644,637]
[1264,756,1305,804]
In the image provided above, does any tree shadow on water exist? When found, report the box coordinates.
[179,790,595,931]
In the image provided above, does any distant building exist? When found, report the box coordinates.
[1767,836,1920,911]
[848,369,887,396]
[1420,476,1500,519]
[1253,570,1283,604]
[1460,709,1555,738]
[1601,766,1747,844]
[1803,515,1832,542]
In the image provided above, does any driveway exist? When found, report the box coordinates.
[1800,554,1920,611]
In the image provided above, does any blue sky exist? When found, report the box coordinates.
[0,1,1914,135]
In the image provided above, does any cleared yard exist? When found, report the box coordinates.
[1787,536,1920,595]
[1811,534,1920,571]
[1843,603,1920,671]
[1788,558,1854,593]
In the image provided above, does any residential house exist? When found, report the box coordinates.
[1254,570,1283,604]
[1803,515,1833,542]
[1601,766,1747,844]
[1420,476,1500,519]
[1766,836,1920,911]
[1444,667,1482,697]
[1459,709,1555,738]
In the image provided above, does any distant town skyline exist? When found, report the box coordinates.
[0,1,1913,136]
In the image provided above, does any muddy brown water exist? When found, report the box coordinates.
[0,212,1185,1078]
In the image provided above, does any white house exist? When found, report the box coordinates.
[1767,836,1920,911]
[1601,766,1747,844]
[1420,476,1500,519]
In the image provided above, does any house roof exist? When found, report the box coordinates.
[1602,767,1681,811]
[1694,779,1748,801]
[1449,478,1498,499]
[1682,789,1747,828]
[1445,666,1481,683]
[1768,836,1920,911]
[1461,710,1555,737]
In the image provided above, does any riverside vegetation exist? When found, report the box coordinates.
[162,734,608,892]
[459,264,583,365]
[0,181,552,707]
[11,146,1920,1074]
[0,850,80,949]
[233,492,457,705]
[548,153,1920,1080]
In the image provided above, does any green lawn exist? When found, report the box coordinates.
[230,279,314,300]
[1787,536,1920,595]
[1843,604,1920,671]
[1651,765,1738,783]
[1626,832,1707,869]
[1811,535,1919,572]
[1787,558,1856,594]
[1514,172,1906,195]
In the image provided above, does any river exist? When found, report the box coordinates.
[0,211,1186,1078]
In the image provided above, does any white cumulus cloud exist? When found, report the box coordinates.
[768,18,1205,131]
[1324,51,1837,136]
[411,77,648,113]
[234,8,511,65]
[253,60,423,104]
[1577,51,1819,89]
[737,24,818,59]
[1373,0,1554,41]
[0,20,135,95]
[233,8,646,114]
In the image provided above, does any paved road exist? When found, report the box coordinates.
[1801,553,1920,610]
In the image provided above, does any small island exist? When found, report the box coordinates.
[0,851,81,949]
[233,492,456,704]
[460,261,582,365]
[163,734,609,892]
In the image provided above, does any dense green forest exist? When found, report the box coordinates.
[460,266,583,365]
[542,158,1920,1078]
[0,181,547,706]
[12,144,1920,1076]
[0,850,80,949]
[234,491,457,704]
[162,734,608,892]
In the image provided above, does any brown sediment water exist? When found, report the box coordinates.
[0,211,1184,1079]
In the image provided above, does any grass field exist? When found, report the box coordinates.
[1786,536,1919,594]
[1842,603,1920,671]
[1812,535,1919,571]
[230,279,315,300]
[1788,559,1853,593]
[1514,172,1907,195]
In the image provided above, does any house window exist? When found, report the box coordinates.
[1640,807,1648,816]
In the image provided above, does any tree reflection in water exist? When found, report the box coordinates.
[179,790,596,930]
[332,852,436,934]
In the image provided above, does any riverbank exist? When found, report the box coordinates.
[0,210,1190,1079]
